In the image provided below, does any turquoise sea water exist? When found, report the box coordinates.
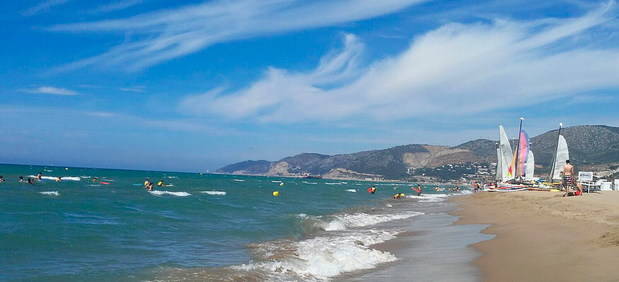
[0,163,470,281]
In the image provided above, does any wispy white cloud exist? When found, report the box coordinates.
[22,86,78,96]
[179,2,619,123]
[85,111,118,118]
[119,86,145,93]
[91,0,143,13]
[49,0,426,71]
[23,0,70,16]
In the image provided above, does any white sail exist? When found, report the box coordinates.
[525,150,535,180]
[499,125,513,181]
[551,135,569,180]
[496,147,502,181]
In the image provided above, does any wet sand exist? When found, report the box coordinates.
[340,200,492,282]
[453,191,619,282]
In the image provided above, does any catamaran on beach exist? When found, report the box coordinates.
[492,119,576,192]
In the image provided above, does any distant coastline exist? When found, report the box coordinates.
[218,125,619,183]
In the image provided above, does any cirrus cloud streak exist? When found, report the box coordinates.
[49,0,427,71]
[180,2,619,123]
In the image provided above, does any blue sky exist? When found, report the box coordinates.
[1,0,619,172]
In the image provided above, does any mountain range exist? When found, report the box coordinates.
[218,125,619,180]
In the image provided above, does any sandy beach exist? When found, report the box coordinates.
[454,191,619,282]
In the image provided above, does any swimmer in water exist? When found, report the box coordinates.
[143,180,154,191]
[56,177,62,182]
[27,178,35,185]
[157,180,165,187]
[36,173,42,181]
[0,176,5,183]
[411,184,422,196]
[367,185,377,194]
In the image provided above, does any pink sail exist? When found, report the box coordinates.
[518,130,529,177]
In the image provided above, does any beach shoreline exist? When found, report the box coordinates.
[452,191,619,282]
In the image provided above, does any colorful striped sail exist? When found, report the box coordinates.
[507,130,529,178]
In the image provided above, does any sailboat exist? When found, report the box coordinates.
[495,118,537,188]
[497,125,514,182]
[505,118,530,182]
[525,150,535,181]
[549,123,569,182]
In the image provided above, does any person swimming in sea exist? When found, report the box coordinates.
[0,176,5,183]
[27,177,35,185]
[367,185,377,194]
[393,193,405,199]
[411,184,422,196]
[55,177,62,182]
[36,173,42,181]
[156,180,165,187]
[143,180,154,191]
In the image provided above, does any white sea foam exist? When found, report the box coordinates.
[345,189,357,193]
[329,212,423,230]
[233,179,246,182]
[406,193,449,202]
[235,230,398,280]
[149,190,191,197]
[201,190,226,195]
[40,191,60,196]
[302,181,318,185]
[30,175,81,181]
[302,211,423,232]
[271,180,282,183]
[61,176,81,181]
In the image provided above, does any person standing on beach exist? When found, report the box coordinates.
[562,160,582,196]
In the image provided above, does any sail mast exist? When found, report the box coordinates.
[548,123,563,181]
[495,142,501,181]
[514,117,524,180]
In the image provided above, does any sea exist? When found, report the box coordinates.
[0,163,492,281]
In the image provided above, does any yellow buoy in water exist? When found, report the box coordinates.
[272,191,280,197]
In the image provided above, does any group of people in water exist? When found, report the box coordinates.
[0,172,173,194]
[142,179,166,191]
[365,183,462,199]
[0,173,46,185]
[365,183,464,199]
[4,173,71,184]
